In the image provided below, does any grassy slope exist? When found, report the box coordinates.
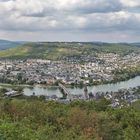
[0,42,139,60]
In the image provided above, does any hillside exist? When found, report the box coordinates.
[0,98,140,140]
[0,39,24,50]
[131,43,140,48]
[0,42,140,60]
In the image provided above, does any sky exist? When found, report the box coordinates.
[0,0,140,42]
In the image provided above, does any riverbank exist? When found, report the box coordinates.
[0,74,140,89]
[23,76,140,97]
[1,76,140,97]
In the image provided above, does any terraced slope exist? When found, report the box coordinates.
[0,42,139,60]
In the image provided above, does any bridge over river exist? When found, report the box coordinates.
[23,76,140,97]
[58,83,73,100]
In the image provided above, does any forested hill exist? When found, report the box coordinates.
[131,43,140,48]
[0,42,140,60]
[0,39,24,50]
[0,98,140,140]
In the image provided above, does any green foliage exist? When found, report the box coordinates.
[112,67,140,83]
[0,88,8,97]
[0,98,140,140]
[0,42,139,60]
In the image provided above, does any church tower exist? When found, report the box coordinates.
[84,85,88,99]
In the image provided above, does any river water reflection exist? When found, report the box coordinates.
[24,76,140,97]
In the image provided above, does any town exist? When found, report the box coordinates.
[0,51,140,108]
[0,52,139,86]
[1,82,140,108]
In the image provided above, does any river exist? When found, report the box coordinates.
[24,76,140,97]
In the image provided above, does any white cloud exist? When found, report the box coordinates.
[120,0,140,7]
[0,0,140,41]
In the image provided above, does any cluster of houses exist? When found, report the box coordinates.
[48,85,140,108]
[0,81,140,108]
[0,52,139,86]
[28,85,140,108]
